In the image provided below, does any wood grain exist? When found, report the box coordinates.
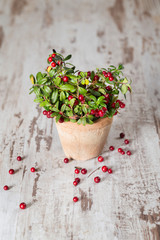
[0,0,160,239]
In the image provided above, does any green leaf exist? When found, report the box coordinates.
[49,69,55,77]
[43,86,51,96]
[88,101,95,107]
[36,72,43,81]
[67,74,77,80]
[70,118,77,123]
[82,105,87,114]
[50,107,59,112]
[80,72,85,78]
[55,101,59,109]
[33,86,40,96]
[51,89,58,103]
[97,96,105,105]
[60,84,76,92]
[69,98,75,107]
[108,108,116,118]
[54,77,61,86]
[63,54,72,61]
[82,117,86,126]
[60,91,66,101]
[90,71,95,81]
[89,89,101,97]
[77,118,82,125]
[34,97,44,103]
[118,64,124,70]
[121,84,128,94]
[98,88,106,95]
[56,114,61,122]
[122,78,128,83]
[61,104,66,112]
[39,100,51,107]
[78,87,87,95]
[89,95,96,102]
[38,77,48,84]
[86,118,93,124]
[87,115,94,120]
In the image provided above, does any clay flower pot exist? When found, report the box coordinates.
[55,117,113,161]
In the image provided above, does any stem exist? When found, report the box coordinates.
[87,167,100,178]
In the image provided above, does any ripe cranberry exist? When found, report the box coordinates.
[107,72,112,77]
[111,103,115,108]
[102,166,108,172]
[59,111,63,115]
[94,87,99,91]
[105,99,109,104]
[81,99,85,104]
[102,71,107,76]
[78,95,84,101]
[109,146,114,151]
[43,110,47,115]
[52,53,56,58]
[124,139,129,144]
[9,169,14,175]
[91,109,95,115]
[102,107,107,112]
[116,99,121,104]
[47,111,51,118]
[75,178,80,183]
[81,168,87,174]
[98,156,104,162]
[48,57,52,62]
[19,202,26,209]
[57,60,62,65]
[73,181,78,186]
[121,151,125,155]
[109,76,114,81]
[74,100,79,106]
[94,176,101,183]
[68,95,73,101]
[127,151,131,156]
[114,111,118,115]
[120,132,125,138]
[59,117,64,123]
[94,75,99,81]
[63,76,69,82]
[104,93,109,99]
[3,185,9,190]
[87,71,91,77]
[51,62,56,67]
[108,169,112,174]
[118,148,123,153]
[106,86,111,91]
[64,158,69,163]
[30,167,36,172]
[73,197,79,202]
[120,103,125,108]
[75,168,80,174]
[99,110,104,117]
[17,156,22,161]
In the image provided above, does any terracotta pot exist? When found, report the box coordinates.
[55,117,113,161]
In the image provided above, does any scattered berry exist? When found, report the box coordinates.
[73,197,79,202]
[75,177,80,183]
[93,75,99,81]
[51,62,56,67]
[3,185,9,190]
[118,148,123,153]
[120,132,125,138]
[64,158,69,163]
[121,151,125,155]
[126,151,131,156]
[30,167,36,172]
[81,168,87,174]
[98,156,104,162]
[73,181,78,186]
[109,146,114,151]
[9,169,14,175]
[108,169,112,174]
[94,176,101,183]
[48,57,52,62]
[120,103,125,108]
[124,139,129,144]
[19,202,26,209]
[75,168,80,174]
[17,156,22,161]
[102,166,108,172]
[63,76,69,82]
[43,110,47,115]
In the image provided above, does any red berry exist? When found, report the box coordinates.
[120,103,125,108]
[3,185,9,190]
[121,151,125,155]
[52,53,56,58]
[81,168,87,174]
[114,111,118,116]
[59,117,64,123]
[48,57,52,62]
[107,72,112,77]
[57,60,62,65]
[73,180,78,186]
[111,103,115,108]
[98,156,104,162]
[94,75,99,81]
[116,99,121,104]
[59,111,63,115]
[105,99,109,104]
[94,176,101,183]
[109,76,114,81]
[106,86,112,91]
[68,95,73,101]
[78,95,84,101]
[104,93,109,99]
[120,132,125,138]
[75,177,80,183]
[30,167,35,172]
[98,110,104,117]
[124,139,129,144]
[47,111,51,118]
[63,76,69,82]
[94,87,99,91]
[109,146,114,151]
[74,100,79,106]
[75,168,80,174]
[102,71,107,76]
[127,151,131,156]
[9,169,14,175]
[102,166,108,172]
[43,110,47,115]
[73,197,79,202]
[87,71,91,77]
[102,107,107,112]
[51,62,56,67]
[118,148,123,153]
[17,156,22,161]
[91,109,95,115]
[108,169,112,174]
[19,202,26,209]
[64,158,69,163]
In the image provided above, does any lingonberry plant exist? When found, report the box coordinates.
[29,49,132,125]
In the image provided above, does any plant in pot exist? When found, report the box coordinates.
[29,49,132,161]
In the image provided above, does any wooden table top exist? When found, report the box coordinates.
[0,0,160,239]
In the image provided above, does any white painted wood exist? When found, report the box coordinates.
[0,0,160,239]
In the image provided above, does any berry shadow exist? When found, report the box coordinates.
[14,168,22,174]
[26,201,35,209]
[8,185,15,190]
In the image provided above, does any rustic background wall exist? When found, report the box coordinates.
[0,0,160,239]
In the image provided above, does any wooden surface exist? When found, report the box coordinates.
[0,0,160,239]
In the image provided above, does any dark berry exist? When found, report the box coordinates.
[106,86,111,91]
[59,117,64,123]
[94,176,101,183]
[94,75,99,81]
[120,132,125,138]
[17,156,22,161]
[111,103,115,108]
[64,158,69,163]
[109,146,114,151]
[43,110,47,115]
[91,109,95,115]
[121,151,125,155]
[124,139,129,144]
[9,169,14,175]
[107,72,112,77]
[87,71,91,77]
[75,177,80,183]
[81,168,87,174]
[3,185,9,190]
